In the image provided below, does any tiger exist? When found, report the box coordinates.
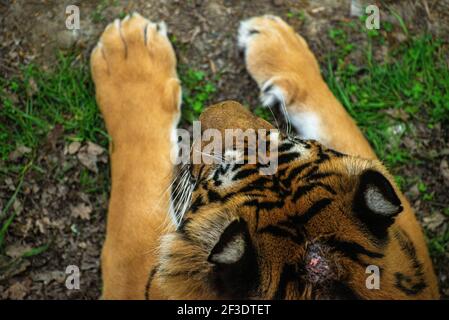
[90,13,439,299]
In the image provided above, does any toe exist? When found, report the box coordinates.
[90,42,109,82]
[121,13,149,46]
[100,19,126,58]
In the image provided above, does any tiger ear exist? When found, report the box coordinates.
[353,169,403,238]
[207,219,258,298]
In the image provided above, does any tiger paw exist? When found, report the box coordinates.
[237,15,320,109]
[91,13,181,141]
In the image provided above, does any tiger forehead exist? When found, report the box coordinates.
[182,139,351,223]
[208,139,347,189]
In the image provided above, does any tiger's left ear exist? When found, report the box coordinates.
[353,169,403,238]
[207,219,258,298]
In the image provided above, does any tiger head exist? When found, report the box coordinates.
[152,101,412,300]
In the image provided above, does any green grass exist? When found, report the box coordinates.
[0,53,107,164]
[0,53,105,258]
[179,66,217,123]
[325,20,449,168]
[286,9,306,22]
[253,105,274,122]
[428,230,449,258]
[324,15,449,260]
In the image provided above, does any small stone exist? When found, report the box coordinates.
[67,141,81,155]
[56,29,79,50]
[440,159,449,185]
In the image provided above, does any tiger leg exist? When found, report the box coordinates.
[91,13,180,299]
[238,15,375,159]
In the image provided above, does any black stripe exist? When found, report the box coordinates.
[189,195,204,213]
[208,189,221,202]
[259,225,304,245]
[277,142,295,153]
[314,145,330,164]
[324,236,384,264]
[394,272,427,295]
[233,168,260,181]
[277,152,300,166]
[328,149,345,157]
[292,182,335,202]
[290,198,333,224]
[283,162,313,186]
[306,171,341,181]
[234,176,272,194]
[144,265,159,300]
[393,229,427,295]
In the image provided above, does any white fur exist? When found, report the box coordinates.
[290,141,312,160]
[260,79,286,108]
[210,235,245,264]
[290,111,323,142]
[237,19,254,50]
[157,21,168,37]
[365,187,398,215]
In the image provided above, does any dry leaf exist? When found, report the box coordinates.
[67,141,81,155]
[5,244,33,259]
[8,145,31,161]
[423,212,447,232]
[86,141,104,156]
[440,159,449,186]
[71,203,92,220]
[32,270,66,285]
[384,108,410,121]
[6,281,30,300]
[26,77,38,97]
[77,142,105,173]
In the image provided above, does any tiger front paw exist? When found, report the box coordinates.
[91,13,181,141]
[237,15,321,108]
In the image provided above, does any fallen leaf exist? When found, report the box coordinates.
[32,270,66,285]
[13,199,23,215]
[384,108,410,121]
[71,203,92,220]
[0,259,30,281]
[35,219,46,234]
[8,145,31,161]
[86,141,104,156]
[77,142,105,173]
[5,244,33,259]
[26,77,38,97]
[405,184,420,199]
[46,124,64,150]
[423,212,447,232]
[440,159,449,186]
[5,280,30,300]
[67,141,81,155]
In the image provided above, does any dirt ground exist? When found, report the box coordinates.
[0,0,448,299]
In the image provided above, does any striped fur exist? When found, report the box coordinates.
[151,136,437,299]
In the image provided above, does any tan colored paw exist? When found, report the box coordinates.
[90,13,181,137]
[237,15,320,107]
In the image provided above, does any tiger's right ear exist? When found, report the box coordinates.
[353,169,403,239]
[207,219,258,298]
